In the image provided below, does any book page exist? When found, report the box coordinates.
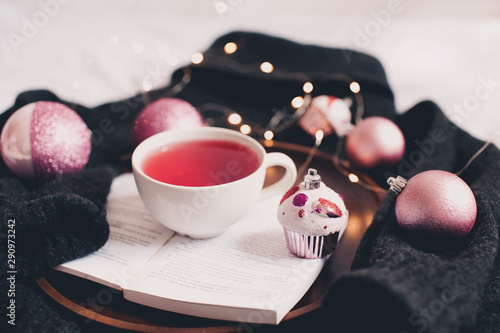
[56,173,175,289]
[125,196,326,324]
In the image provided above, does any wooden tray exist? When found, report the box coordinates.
[37,142,383,332]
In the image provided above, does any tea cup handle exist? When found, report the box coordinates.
[258,152,297,201]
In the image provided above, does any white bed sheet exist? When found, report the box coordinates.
[1,0,499,147]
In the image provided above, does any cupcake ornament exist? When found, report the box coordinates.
[298,95,353,138]
[277,168,349,259]
[0,101,91,180]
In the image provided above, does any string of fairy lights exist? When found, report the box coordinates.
[193,44,365,185]
[61,30,500,244]
[70,35,381,192]
[186,41,498,196]
[187,41,386,192]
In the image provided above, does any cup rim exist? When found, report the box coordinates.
[131,127,266,189]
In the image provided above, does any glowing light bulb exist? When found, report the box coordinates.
[263,140,274,147]
[224,42,237,54]
[240,124,251,134]
[315,130,324,143]
[260,62,274,73]
[142,80,152,92]
[215,1,228,13]
[303,82,313,93]
[291,96,304,108]
[348,173,359,183]
[264,130,274,140]
[228,113,242,125]
[350,82,360,93]
[191,53,204,64]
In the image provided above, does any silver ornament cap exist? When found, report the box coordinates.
[305,168,321,189]
[387,175,408,195]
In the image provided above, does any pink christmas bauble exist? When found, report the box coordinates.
[346,116,405,169]
[132,98,204,147]
[0,101,91,180]
[395,170,477,238]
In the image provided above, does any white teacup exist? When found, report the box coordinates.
[132,127,297,238]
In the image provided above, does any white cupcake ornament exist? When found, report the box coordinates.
[277,168,348,259]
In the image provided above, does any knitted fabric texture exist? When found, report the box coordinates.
[0,31,498,332]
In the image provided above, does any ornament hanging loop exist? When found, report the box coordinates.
[305,168,321,189]
[387,175,408,195]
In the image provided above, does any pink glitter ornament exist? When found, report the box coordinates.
[346,116,405,169]
[132,98,204,147]
[0,101,91,180]
[388,171,477,239]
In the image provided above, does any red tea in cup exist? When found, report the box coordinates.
[142,139,260,186]
[132,127,297,237]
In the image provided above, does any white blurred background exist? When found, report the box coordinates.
[1,0,499,146]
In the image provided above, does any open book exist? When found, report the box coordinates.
[57,173,327,325]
